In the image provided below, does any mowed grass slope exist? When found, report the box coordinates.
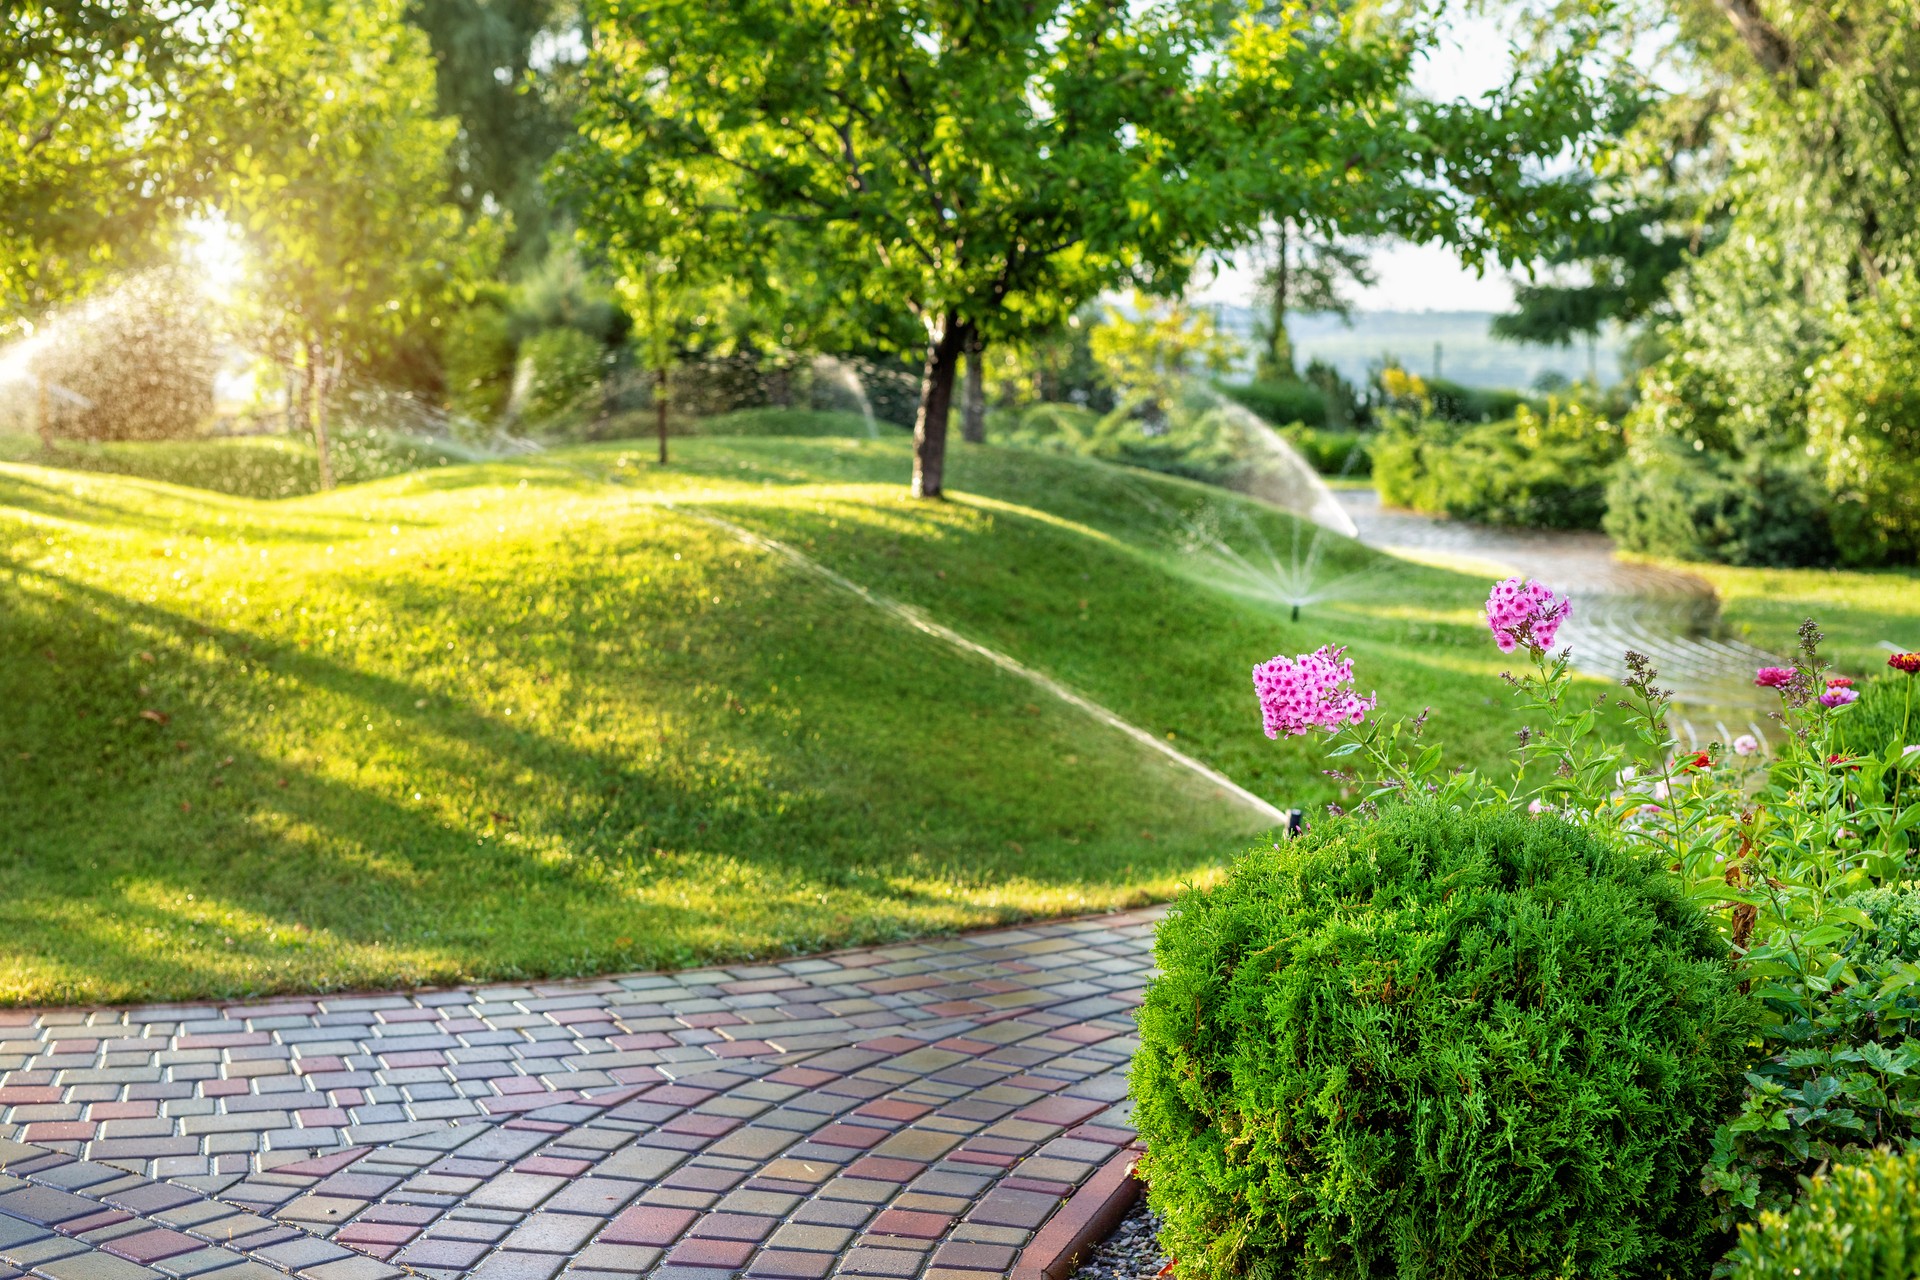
[3,436,1515,1004]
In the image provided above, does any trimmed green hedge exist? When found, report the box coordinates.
[1728,1148,1920,1280]
[1131,803,1755,1280]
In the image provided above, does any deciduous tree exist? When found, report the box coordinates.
[220,0,474,488]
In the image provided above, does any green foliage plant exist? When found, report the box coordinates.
[513,327,607,431]
[1603,442,1836,568]
[1727,1147,1920,1280]
[1,2,238,327]
[1372,401,1622,530]
[34,430,471,499]
[1132,801,1754,1280]
[1277,424,1371,478]
[1807,275,1920,568]
[1217,379,1328,429]
[564,0,1621,500]
[220,0,476,489]
[1168,573,1920,1260]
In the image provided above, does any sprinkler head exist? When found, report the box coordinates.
[1291,603,1300,623]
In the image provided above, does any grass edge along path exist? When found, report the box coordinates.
[1,445,1298,1005]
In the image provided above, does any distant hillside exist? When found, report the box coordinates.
[1207,306,1627,391]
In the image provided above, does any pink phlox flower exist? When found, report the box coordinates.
[1754,666,1795,688]
[1252,645,1378,739]
[1819,686,1859,709]
[1733,734,1761,756]
[1527,799,1552,816]
[1484,576,1572,654]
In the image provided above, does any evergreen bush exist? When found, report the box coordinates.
[1602,445,1834,567]
[1727,1148,1920,1280]
[1131,802,1755,1280]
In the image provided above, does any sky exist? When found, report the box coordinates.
[1189,11,1531,315]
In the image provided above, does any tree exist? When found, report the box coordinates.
[1089,294,1242,421]
[1601,0,1920,565]
[569,0,1448,498]
[220,0,473,489]
[1255,225,1375,381]
[407,0,589,267]
[1,1,237,331]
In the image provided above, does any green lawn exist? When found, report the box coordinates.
[1,434,1546,1004]
[1654,559,1920,676]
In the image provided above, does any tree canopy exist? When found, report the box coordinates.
[1,1,238,330]
[567,0,1627,496]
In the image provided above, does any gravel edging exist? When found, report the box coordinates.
[1069,1199,1169,1280]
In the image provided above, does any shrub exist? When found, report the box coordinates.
[1806,274,1920,567]
[1705,882,1920,1221]
[1424,375,1531,423]
[1218,378,1328,428]
[513,327,608,428]
[988,398,1247,487]
[1277,424,1371,477]
[1372,402,1621,530]
[1727,1148,1920,1280]
[1603,445,1835,567]
[1131,802,1754,1280]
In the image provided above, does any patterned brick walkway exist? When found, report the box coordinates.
[0,911,1160,1280]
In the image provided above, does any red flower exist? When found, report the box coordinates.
[1827,752,1863,770]
[1891,652,1920,675]
[1681,750,1711,772]
[1827,675,1854,688]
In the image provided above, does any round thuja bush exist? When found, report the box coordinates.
[1131,803,1756,1280]
[1727,1148,1920,1280]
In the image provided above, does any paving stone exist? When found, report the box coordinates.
[466,1253,562,1280]
[837,1245,924,1277]
[299,1256,403,1280]
[0,913,1165,1280]
[39,1250,164,1280]
[597,1204,697,1247]
[747,1250,835,1279]
[101,1230,205,1265]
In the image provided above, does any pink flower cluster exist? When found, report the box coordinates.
[1484,577,1572,654]
[1754,666,1795,688]
[1253,645,1377,739]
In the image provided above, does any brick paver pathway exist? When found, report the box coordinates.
[0,911,1160,1280]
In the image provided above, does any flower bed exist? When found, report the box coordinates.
[1133,577,1920,1279]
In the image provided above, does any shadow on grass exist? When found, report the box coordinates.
[0,501,1252,1004]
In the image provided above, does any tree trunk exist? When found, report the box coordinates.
[912,317,972,499]
[306,344,334,491]
[1711,0,1797,82]
[960,337,987,444]
[1263,222,1294,381]
[655,361,670,465]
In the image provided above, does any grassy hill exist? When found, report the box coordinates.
[1,434,1525,1004]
